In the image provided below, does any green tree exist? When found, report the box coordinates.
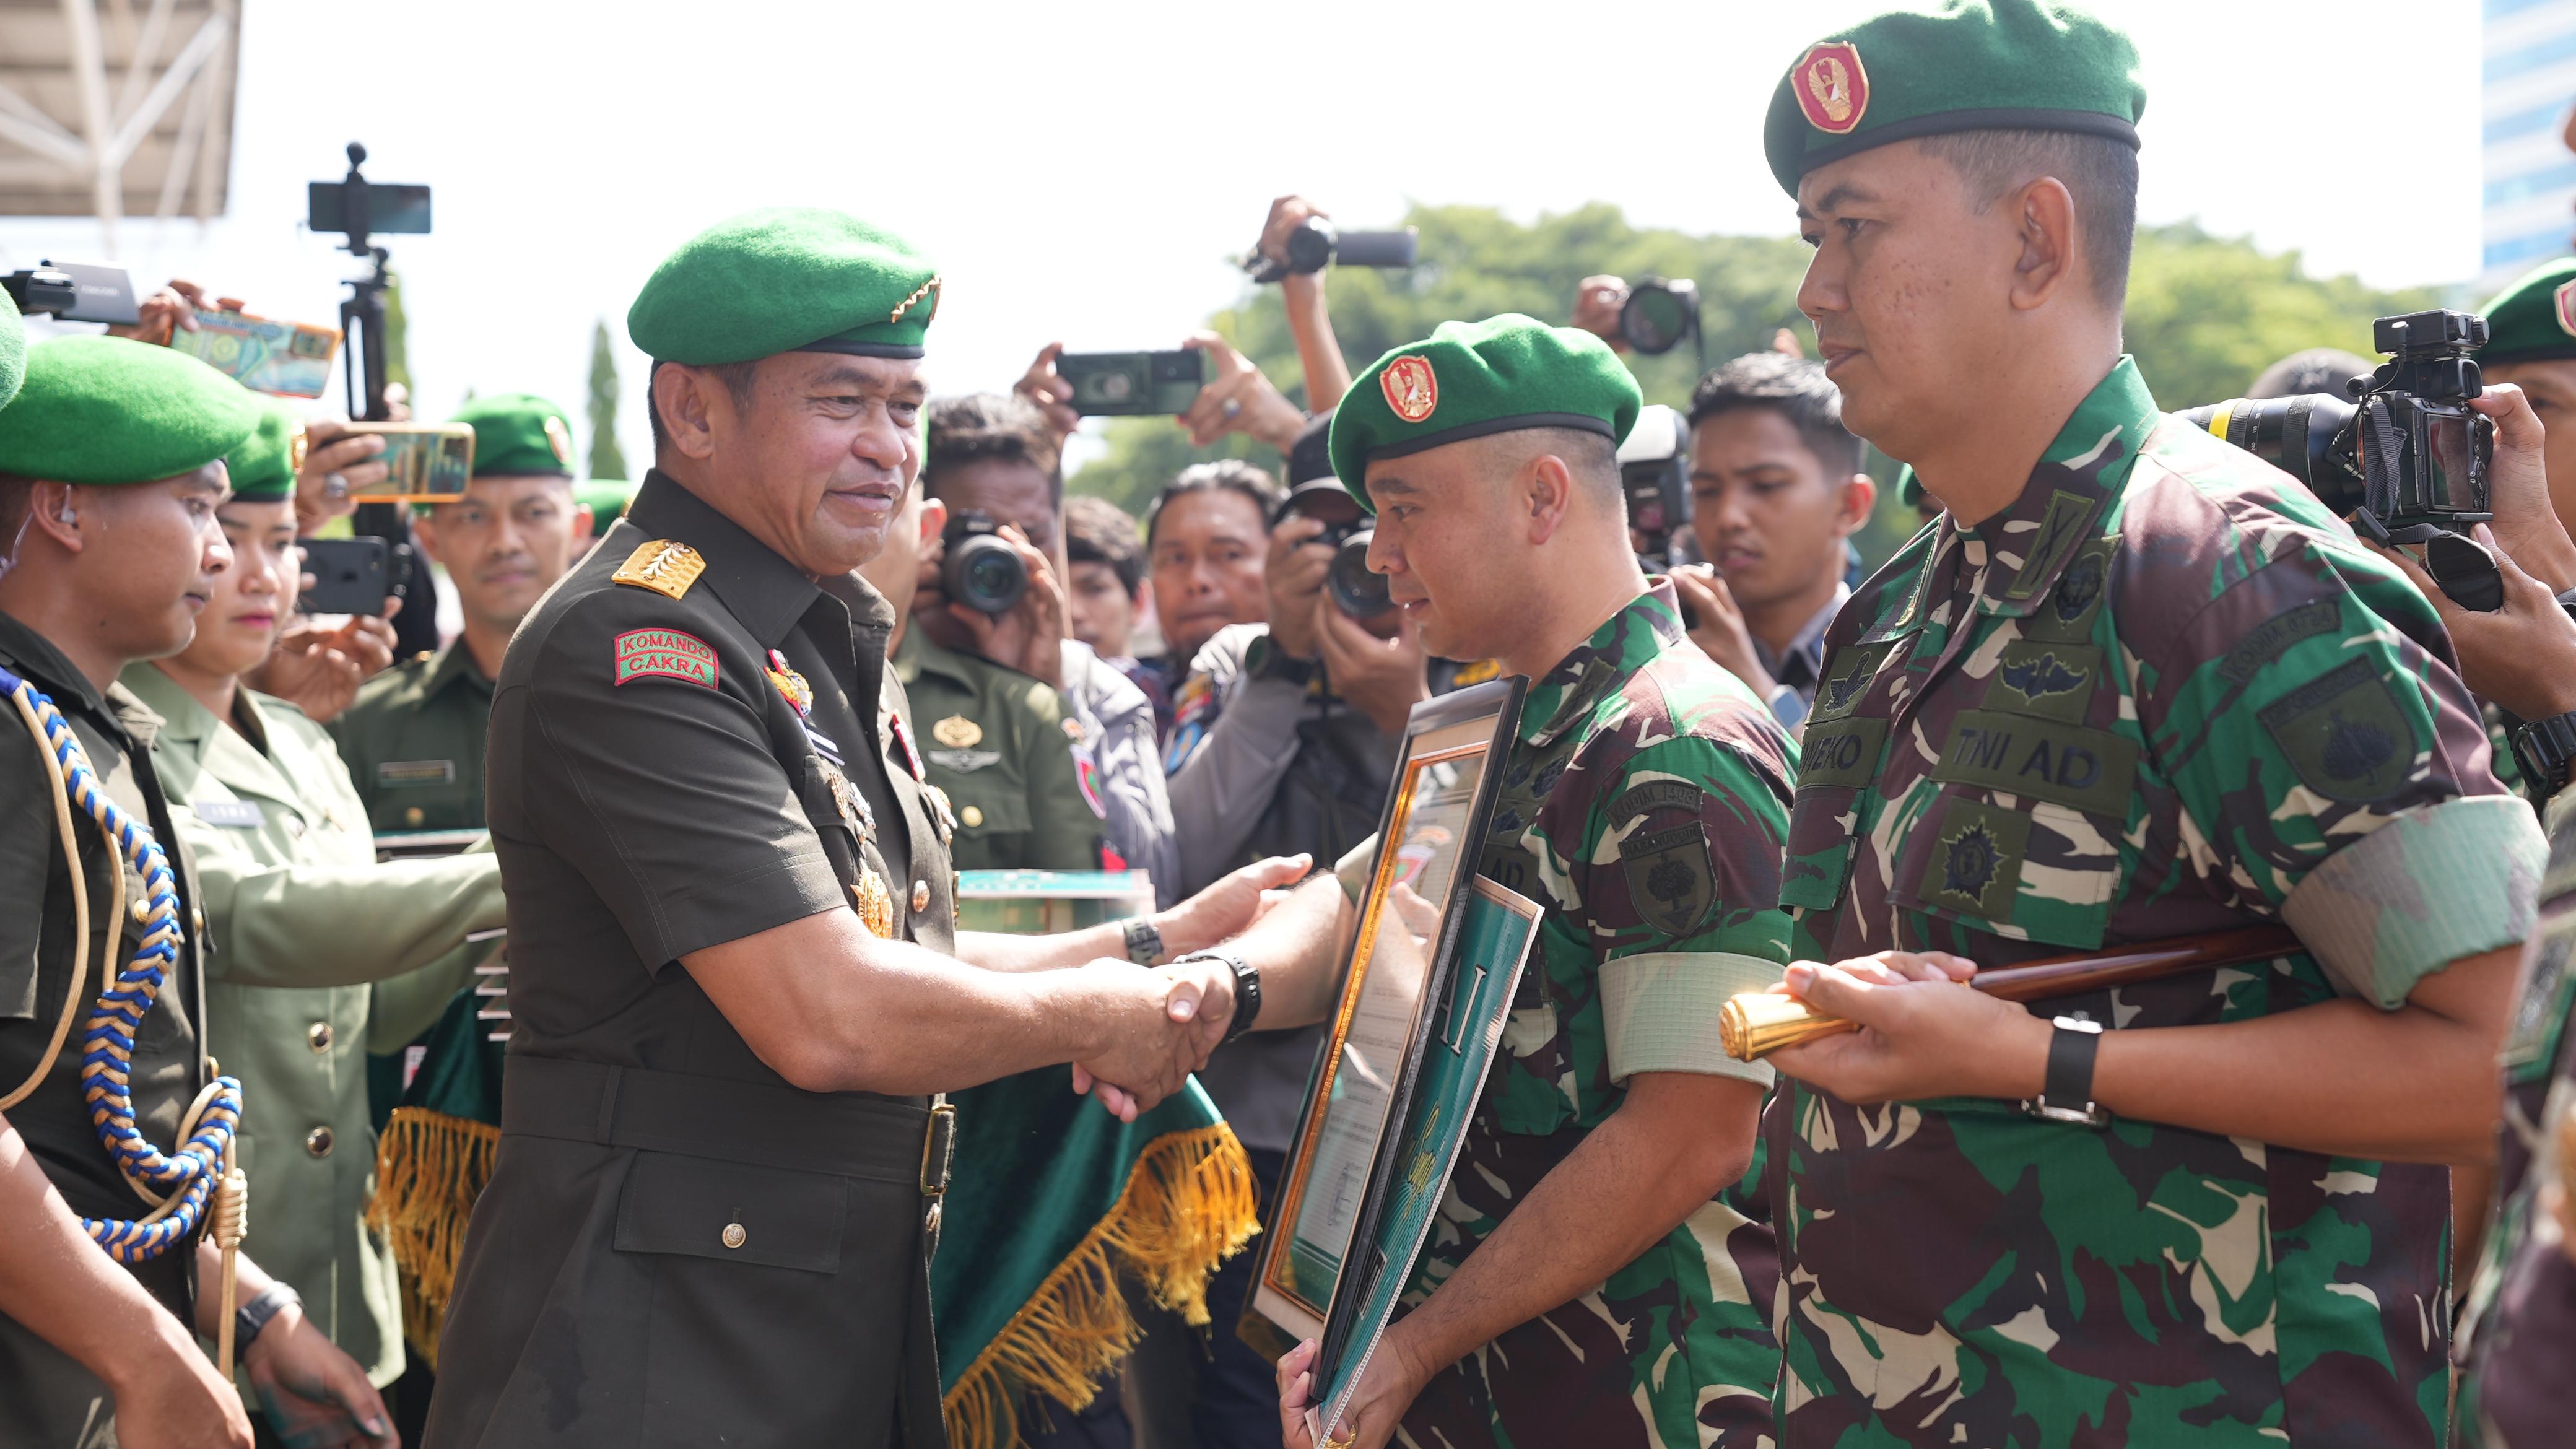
[587,320,630,481]
[2122,221,2442,409]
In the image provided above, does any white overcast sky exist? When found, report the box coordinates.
[0,0,2497,474]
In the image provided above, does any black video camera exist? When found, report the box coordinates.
[1619,405,1694,572]
[2179,308,2500,611]
[1244,219,1419,285]
[942,510,1029,616]
[2,259,139,324]
[1276,477,1391,620]
[1617,278,1702,359]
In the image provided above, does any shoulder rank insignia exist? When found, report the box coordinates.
[612,540,706,600]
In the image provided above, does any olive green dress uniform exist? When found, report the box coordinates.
[117,663,505,1389]
[0,333,259,1446]
[333,643,494,833]
[892,626,1099,871]
[425,209,962,1449]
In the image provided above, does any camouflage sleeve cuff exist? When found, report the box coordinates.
[1334,835,1379,906]
[1601,950,1782,1087]
[2281,794,2545,1009]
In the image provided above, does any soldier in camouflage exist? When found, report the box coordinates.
[1197,315,1796,1449]
[1752,6,2545,1447]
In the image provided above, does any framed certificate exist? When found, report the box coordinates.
[1250,677,1525,1344]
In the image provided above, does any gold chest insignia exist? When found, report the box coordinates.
[853,866,897,938]
[612,540,706,600]
[932,715,984,749]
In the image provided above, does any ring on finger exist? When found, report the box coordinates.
[1222,398,1242,419]
[323,472,350,500]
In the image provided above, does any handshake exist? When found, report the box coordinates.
[1066,954,1251,1121]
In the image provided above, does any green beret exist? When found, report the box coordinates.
[628,207,940,366]
[2476,258,2576,367]
[575,477,635,525]
[0,336,259,485]
[1329,315,1642,507]
[0,287,22,413]
[224,400,306,503]
[1764,1,2146,196]
[453,393,576,476]
[1895,463,1926,510]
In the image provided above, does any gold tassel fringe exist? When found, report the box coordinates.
[942,1122,1261,1449]
[363,1105,501,1370]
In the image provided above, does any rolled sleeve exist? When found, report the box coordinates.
[2281,794,2544,1007]
[1601,949,1782,1087]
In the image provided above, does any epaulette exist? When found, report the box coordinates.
[612,540,706,601]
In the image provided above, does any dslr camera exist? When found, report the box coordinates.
[2180,308,2500,610]
[1616,278,1701,359]
[1243,219,1420,285]
[1276,477,1391,620]
[943,510,1029,616]
[1618,405,1694,572]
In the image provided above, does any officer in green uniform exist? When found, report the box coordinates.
[118,398,508,1407]
[857,463,1099,871]
[575,477,637,533]
[331,394,594,835]
[1749,6,2545,1443]
[1167,316,1800,1449]
[0,333,390,1447]
[424,209,1282,1449]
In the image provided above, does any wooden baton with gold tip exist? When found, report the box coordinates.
[1719,926,2306,1061]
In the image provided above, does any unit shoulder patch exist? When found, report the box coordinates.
[2256,656,2416,803]
[611,540,707,600]
[614,628,719,689]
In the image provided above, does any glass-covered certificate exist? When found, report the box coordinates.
[1251,679,1524,1344]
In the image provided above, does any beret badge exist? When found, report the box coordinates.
[2554,278,2576,340]
[544,414,573,465]
[1381,354,1439,424]
[1796,41,1868,135]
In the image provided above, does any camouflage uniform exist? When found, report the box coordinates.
[1769,357,2543,1445]
[1353,584,1798,1449]
[2456,789,2576,1447]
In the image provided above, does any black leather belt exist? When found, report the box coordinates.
[503,1055,949,1192]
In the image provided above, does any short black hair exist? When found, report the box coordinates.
[1920,128,2139,311]
[924,393,1062,508]
[1146,459,1284,547]
[646,359,764,458]
[1064,494,1146,594]
[1686,352,1863,478]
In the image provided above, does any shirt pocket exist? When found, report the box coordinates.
[939,775,1033,866]
[1779,714,1891,913]
[613,1151,848,1274]
[1887,709,2136,949]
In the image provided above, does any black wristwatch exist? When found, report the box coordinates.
[235,1281,302,1355]
[1244,633,1320,689]
[2513,711,2576,800]
[1175,949,1261,1042]
[1121,918,1165,966]
[2023,1014,2109,1128]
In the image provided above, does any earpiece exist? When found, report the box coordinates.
[56,507,74,524]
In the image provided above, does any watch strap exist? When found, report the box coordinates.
[1122,918,1165,966]
[1245,633,1320,688]
[1175,949,1261,1042]
[2025,1015,2108,1128]
[235,1280,302,1353]
[2512,711,2576,799]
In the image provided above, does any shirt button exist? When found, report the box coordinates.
[190,906,206,934]
[961,805,984,828]
[911,880,931,913]
[307,1022,333,1053]
[404,807,425,827]
[721,1222,747,1249]
[305,1126,334,1157]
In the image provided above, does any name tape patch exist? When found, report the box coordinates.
[614,629,718,689]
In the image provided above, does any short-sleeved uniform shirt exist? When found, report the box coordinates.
[1769,358,2544,1447]
[2456,788,2576,1447]
[425,471,957,1449]
[1353,586,1799,1449]
[0,611,212,1440]
[892,627,1097,872]
[332,640,494,834]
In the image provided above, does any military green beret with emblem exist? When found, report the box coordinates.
[1763,0,2146,196]
[628,207,940,366]
[575,477,636,526]
[451,393,577,477]
[1329,313,1642,505]
[0,286,23,414]
[2475,258,2576,366]
[0,336,259,485]
[224,399,308,503]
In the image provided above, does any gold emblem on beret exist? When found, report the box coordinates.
[2554,279,2576,339]
[287,421,310,475]
[890,276,942,325]
[544,414,573,465]
[1796,42,1868,134]
[853,866,896,938]
[932,715,984,749]
[1382,354,1439,424]
[612,539,706,600]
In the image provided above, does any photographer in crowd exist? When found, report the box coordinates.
[912,392,1175,890]
[116,398,508,1421]
[1146,461,1283,757]
[1665,353,1876,729]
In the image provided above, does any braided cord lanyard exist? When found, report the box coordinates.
[1,665,240,1263]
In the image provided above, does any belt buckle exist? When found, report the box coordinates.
[919,1100,956,1198]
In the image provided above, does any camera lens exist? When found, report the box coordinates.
[1620,281,1696,356]
[1328,530,1392,619]
[1090,372,1136,404]
[946,533,1029,615]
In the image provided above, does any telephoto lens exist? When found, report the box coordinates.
[942,510,1028,615]
[1327,530,1392,619]
[1276,477,1394,619]
[2175,394,2365,515]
